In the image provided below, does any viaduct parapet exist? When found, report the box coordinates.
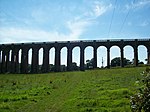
[0,39,150,74]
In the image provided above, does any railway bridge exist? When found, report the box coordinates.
[0,39,150,74]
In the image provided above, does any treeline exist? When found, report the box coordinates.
[3,57,146,73]
[27,57,147,72]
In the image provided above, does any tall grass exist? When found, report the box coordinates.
[0,67,146,112]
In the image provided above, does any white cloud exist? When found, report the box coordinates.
[82,0,112,19]
[0,18,91,44]
[125,0,150,10]
[0,28,71,44]
[67,19,91,38]
[0,0,111,44]
[134,0,150,7]
[93,2,112,17]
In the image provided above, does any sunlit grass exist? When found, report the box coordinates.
[0,67,146,112]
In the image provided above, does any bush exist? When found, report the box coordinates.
[130,68,150,112]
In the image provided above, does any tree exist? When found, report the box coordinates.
[61,65,66,71]
[85,58,94,69]
[139,61,144,64]
[111,57,131,67]
[49,64,55,71]
[72,62,79,71]
[130,68,150,112]
[132,59,144,65]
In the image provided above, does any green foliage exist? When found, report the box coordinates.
[72,62,80,71]
[85,58,94,69]
[111,57,131,67]
[130,67,150,112]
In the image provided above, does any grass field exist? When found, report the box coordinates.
[0,67,146,112]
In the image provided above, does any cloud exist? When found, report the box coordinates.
[0,18,91,44]
[93,1,112,17]
[134,0,150,8]
[125,0,150,10]
[67,19,91,38]
[83,1,112,18]
[0,28,70,44]
[0,0,112,44]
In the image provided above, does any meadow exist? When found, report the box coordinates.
[0,67,146,112]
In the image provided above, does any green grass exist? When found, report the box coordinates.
[0,67,146,112]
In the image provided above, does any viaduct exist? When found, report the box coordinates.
[0,39,150,74]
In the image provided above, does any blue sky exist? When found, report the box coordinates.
[0,0,150,66]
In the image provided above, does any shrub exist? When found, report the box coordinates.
[130,68,150,112]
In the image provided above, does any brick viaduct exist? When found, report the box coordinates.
[0,39,150,74]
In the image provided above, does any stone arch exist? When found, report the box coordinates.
[84,46,94,69]
[2,49,10,73]
[28,48,32,73]
[18,49,22,73]
[13,48,20,73]
[7,49,12,73]
[138,45,147,64]
[28,48,32,65]
[72,46,80,70]
[124,45,134,66]
[60,47,67,71]
[9,50,12,63]
[97,46,107,68]
[49,47,55,71]
[38,47,44,71]
[41,46,50,73]
[1,50,6,73]
[110,45,121,67]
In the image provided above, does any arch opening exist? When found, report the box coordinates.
[97,46,107,68]
[28,48,32,73]
[138,45,147,64]
[85,46,93,69]
[7,50,12,73]
[39,48,44,71]
[72,46,80,71]
[18,49,22,73]
[49,47,55,71]
[9,50,12,62]
[124,45,134,66]
[60,47,67,71]
[110,46,120,67]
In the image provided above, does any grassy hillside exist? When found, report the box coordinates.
[0,67,146,112]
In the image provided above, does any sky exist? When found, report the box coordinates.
[0,0,150,67]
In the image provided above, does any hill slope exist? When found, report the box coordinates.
[0,67,146,112]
